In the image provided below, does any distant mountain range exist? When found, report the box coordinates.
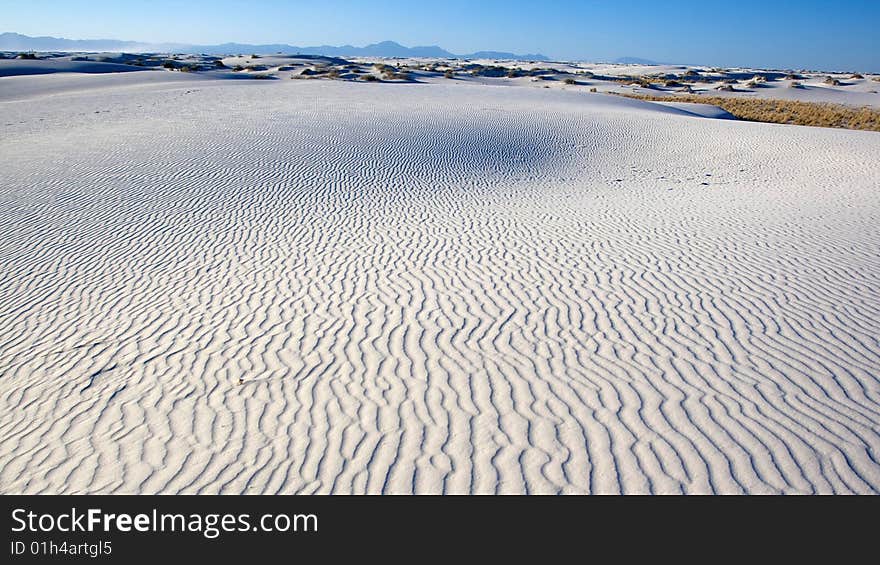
[0,33,549,61]
[613,57,662,65]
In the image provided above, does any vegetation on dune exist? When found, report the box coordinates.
[617,93,880,131]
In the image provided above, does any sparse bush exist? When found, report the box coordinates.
[616,93,880,131]
[789,81,803,88]
[444,70,454,79]
[824,76,841,86]
[664,80,681,87]
[589,87,597,92]
[362,74,379,82]
[16,52,38,60]
[232,65,244,72]
[251,54,260,59]
[851,73,864,79]
[214,59,227,68]
[563,78,577,85]
[162,60,176,69]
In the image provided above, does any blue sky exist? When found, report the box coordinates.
[4,0,879,71]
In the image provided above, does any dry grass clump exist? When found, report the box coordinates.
[824,76,842,86]
[563,77,578,85]
[851,73,864,79]
[444,70,455,79]
[617,93,880,131]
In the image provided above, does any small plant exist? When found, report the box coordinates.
[824,76,841,86]
[444,70,455,79]
[16,52,38,60]
[162,61,176,69]
[789,81,803,88]
[563,78,577,85]
[362,74,379,82]
[251,54,260,58]
[589,87,597,92]
[851,73,864,79]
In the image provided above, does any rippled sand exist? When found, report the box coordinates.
[1,78,879,493]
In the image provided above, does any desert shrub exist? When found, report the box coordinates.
[162,60,176,69]
[715,84,735,91]
[664,80,681,87]
[784,73,803,80]
[616,93,880,131]
[851,73,864,79]
[214,59,227,68]
[563,78,577,85]
[362,74,379,82]
[789,81,803,88]
[444,70,455,79]
[232,65,244,72]
[824,77,841,86]
[179,65,199,72]
[506,69,520,78]
[384,71,409,80]
[589,87,597,92]
[16,52,38,60]
[251,54,260,58]
[327,69,340,79]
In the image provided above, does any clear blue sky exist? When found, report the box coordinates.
[4,0,879,71]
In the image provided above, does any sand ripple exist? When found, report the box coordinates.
[1,81,879,493]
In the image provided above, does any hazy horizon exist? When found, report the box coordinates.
[3,0,879,71]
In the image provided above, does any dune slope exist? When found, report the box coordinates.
[1,80,879,493]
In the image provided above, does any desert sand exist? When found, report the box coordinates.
[1,63,879,494]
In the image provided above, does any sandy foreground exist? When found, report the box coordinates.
[1,74,879,494]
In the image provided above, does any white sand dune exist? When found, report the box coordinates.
[1,77,879,494]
